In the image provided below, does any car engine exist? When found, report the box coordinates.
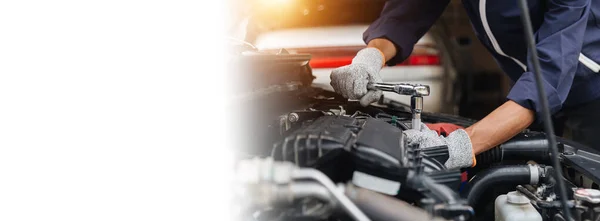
[228,41,600,221]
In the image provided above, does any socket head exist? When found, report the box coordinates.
[413,85,430,96]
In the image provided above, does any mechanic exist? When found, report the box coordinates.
[330,0,600,169]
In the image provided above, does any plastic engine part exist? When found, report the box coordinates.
[272,115,461,195]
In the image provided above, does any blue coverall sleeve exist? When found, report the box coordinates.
[363,0,450,66]
[507,0,591,121]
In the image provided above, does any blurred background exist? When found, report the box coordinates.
[228,0,512,120]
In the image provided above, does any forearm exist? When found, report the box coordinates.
[367,38,397,64]
[465,100,535,155]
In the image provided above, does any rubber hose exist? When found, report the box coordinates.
[466,165,536,206]
[344,184,448,221]
[476,146,502,165]
[476,133,551,165]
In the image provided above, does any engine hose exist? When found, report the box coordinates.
[420,175,459,204]
[476,133,551,165]
[466,165,540,206]
[343,184,448,221]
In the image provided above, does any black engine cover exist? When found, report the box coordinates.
[273,115,405,167]
[273,115,460,195]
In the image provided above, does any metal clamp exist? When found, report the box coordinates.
[368,83,430,129]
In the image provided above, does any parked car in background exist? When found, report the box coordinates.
[246,0,458,113]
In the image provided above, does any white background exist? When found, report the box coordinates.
[0,1,232,220]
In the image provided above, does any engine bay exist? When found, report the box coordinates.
[229,42,600,221]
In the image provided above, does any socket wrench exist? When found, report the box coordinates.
[367,83,430,129]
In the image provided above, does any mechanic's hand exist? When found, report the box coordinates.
[330,48,384,106]
[404,124,475,170]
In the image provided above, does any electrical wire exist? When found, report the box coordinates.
[517,0,572,220]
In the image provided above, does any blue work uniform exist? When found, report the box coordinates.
[364,0,600,148]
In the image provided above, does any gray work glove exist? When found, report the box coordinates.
[330,48,384,106]
[404,124,474,170]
